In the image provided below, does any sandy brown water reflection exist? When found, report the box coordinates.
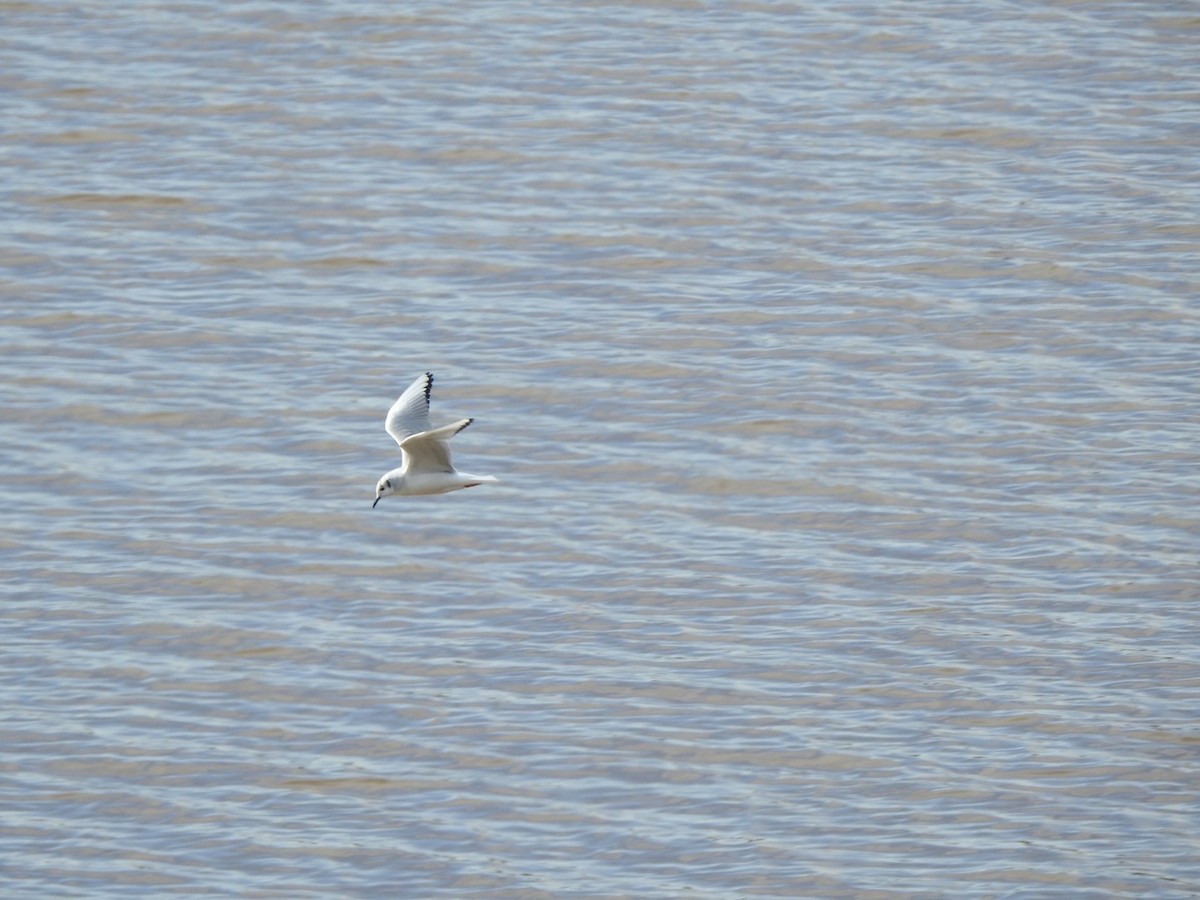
[3,1,1199,897]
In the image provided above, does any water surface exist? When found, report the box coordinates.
[3,1,1198,896]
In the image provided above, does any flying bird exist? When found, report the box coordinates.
[373,372,497,507]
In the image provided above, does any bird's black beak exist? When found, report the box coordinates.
[372,495,381,509]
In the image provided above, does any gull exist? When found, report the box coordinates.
[373,372,498,507]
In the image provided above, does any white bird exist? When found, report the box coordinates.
[373,372,498,507]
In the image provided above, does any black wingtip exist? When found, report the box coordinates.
[423,372,434,401]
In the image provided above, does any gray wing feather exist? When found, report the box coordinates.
[399,419,473,473]
[385,372,433,448]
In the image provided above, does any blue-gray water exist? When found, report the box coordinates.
[3,2,1198,897]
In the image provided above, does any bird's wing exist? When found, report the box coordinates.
[385,372,434,448]
[399,419,473,474]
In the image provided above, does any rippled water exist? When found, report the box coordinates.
[3,1,1198,896]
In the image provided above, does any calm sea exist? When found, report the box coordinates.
[3,1,1198,896]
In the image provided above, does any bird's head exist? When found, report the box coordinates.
[373,476,396,508]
